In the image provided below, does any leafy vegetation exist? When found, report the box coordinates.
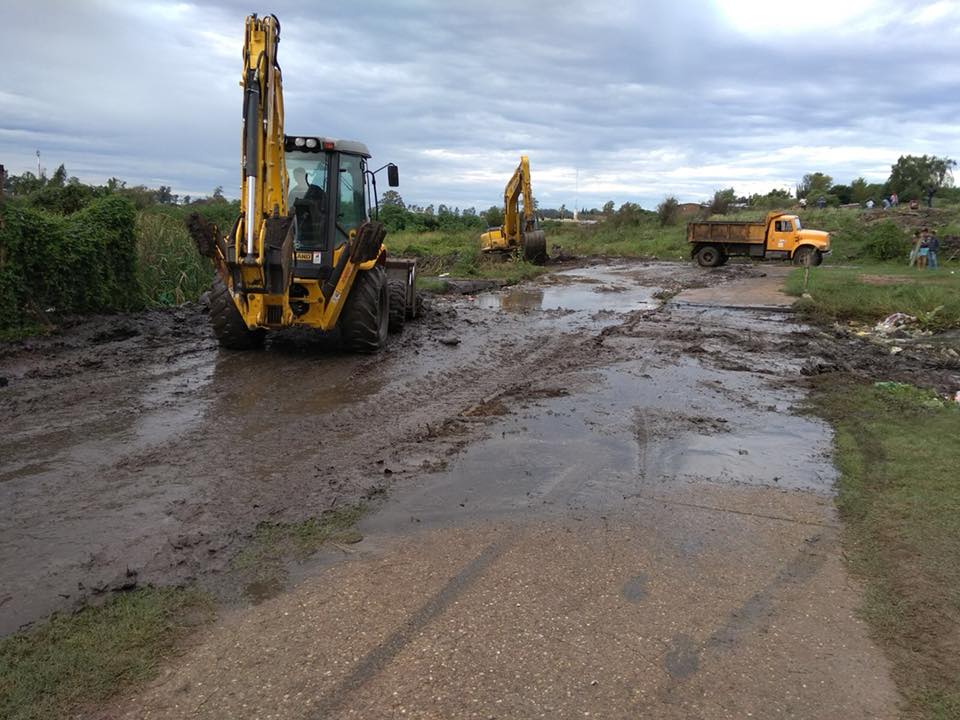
[0,588,213,720]
[0,196,142,332]
[0,167,243,330]
[812,380,960,720]
[656,196,680,226]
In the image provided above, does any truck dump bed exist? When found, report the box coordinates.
[687,220,766,245]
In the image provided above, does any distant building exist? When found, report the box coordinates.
[677,203,703,216]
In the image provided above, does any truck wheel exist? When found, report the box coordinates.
[340,266,389,353]
[209,273,265,350]
[695,245,723,268]
[388,280,406,334]
[793,247,821,266]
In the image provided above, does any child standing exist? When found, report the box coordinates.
[917,229,930,269]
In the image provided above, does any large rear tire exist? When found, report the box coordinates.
[209,274,265,350]
[388,280,406,334]
[694,244,723,268]
[340,266,389,353]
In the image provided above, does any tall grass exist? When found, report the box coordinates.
[136,211,211,306]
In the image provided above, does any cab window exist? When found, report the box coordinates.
[285,151,329,250]
[336,154,367,245]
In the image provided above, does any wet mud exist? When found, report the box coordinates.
[1,258,957,648]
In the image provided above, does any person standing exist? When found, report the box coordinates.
[928,230,940,269]
[917,229,930,269]
[909,230,922,266]
[926,186,935,207]
[891,192,898,207]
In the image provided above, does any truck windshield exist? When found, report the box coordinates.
[794,218,802,230]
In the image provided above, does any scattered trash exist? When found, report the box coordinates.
[875,312,917,335]
[890,346,903,354]
[438,336,461,346]
[438,272,450,278]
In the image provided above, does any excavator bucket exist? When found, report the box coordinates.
[522,230,547,264]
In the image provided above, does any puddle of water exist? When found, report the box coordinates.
[475,265,658,318]
[362,351,836,538]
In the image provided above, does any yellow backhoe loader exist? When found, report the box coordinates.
[189,13,418,351]
[479,155,547,264]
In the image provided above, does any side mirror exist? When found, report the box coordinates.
[387,164,399,187]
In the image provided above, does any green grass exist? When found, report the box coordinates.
[549,221,689,259]
[812,381,960,719]
[388,218,689,286]
[785,264,960,330]
[0,588,213,720]
[0,323,49,342]
[232,505,367,570]
[136,210,211,306]
[231,505,367,600]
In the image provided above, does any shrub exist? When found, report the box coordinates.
[0,196,142,329]
[657,196,680,226]
[863,221,907,261]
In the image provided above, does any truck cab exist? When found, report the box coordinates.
[765,214,830,264]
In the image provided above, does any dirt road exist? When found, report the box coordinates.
[1,261,921,716]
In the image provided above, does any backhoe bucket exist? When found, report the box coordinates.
[522,230,547,264]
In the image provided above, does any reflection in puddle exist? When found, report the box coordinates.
[363,351,836,537]
[477,266,658,315]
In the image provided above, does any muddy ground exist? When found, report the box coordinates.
[3,259,959,718]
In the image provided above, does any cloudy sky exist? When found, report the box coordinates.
[4,0,960,210]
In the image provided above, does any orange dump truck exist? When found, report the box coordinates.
[687,212,830,267]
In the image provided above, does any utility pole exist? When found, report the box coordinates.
[36,150,41,178]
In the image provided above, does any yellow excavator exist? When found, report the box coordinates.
[189,14,418,350]
[479,155,547,263]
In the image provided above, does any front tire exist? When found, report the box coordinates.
[388,280,406,334]
[340,266,389,353]
[209,273,265,350]
[793,247,822,266]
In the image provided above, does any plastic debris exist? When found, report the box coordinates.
[875,312,917,335]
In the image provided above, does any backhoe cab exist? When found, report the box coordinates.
[480,155,547,264]
[190,14,417,351]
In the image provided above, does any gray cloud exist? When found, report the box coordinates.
[3,0,959,209]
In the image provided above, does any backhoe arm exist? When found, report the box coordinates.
[237,13,288,274]
[502,155,533,242]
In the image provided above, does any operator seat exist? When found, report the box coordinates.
[293,185,326,248]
